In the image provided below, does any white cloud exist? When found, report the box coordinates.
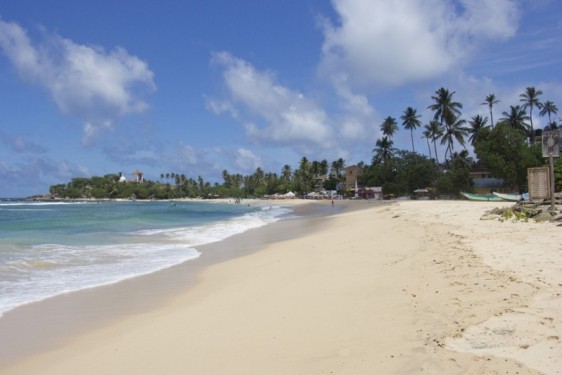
[177,142,201,166]
[210,52,334,150]
[205,97,239,118]
[320,0,520,87]
[0,19,156,145]
[234,148,261,171]
[331,75,379,141]
[0,131,47,153]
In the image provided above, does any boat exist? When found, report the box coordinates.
[460,192,504,201]
[492,192,525,202]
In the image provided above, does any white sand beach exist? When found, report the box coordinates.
[1,200,561,374]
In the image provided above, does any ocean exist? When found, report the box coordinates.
[0,200,291,318]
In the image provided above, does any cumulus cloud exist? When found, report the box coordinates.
[234,148,261,171]
[0,131,47,153]
[0,156,90,197]
[331,75,379,141]
[320,0,520,87]
[209,52,334,151]
[0,19,156,145]
[205,97,239,119]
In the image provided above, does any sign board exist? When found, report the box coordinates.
[528,166,550,200]
[542,129,560,157]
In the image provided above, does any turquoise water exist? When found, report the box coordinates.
[0,200,291,317]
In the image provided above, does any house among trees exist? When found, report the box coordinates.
[469,168,504,194]
[131,170,144,183]
[344,165,363,191]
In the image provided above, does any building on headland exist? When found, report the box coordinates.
[131,170,144,183]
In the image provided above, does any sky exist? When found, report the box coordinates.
[0,0,561,197]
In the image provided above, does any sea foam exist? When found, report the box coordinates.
[0,202,292,317]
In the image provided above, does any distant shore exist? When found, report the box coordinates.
[2,200,561,374]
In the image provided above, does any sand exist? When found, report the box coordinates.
[1,200,561,374]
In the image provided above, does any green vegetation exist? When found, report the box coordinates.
[48,86,560,200]
[499,208,531,222]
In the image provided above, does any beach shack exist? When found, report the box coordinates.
[469,168,504,194]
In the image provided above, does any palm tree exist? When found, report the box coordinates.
[440,112,468,160]
[540,100,559,129]
[380,116,398,138]
[481,94,500,127]
[373,136,395,164]
[311,161,321,177]
[500,105,531,134]
[424,120,443,164]
[519,86,543,142]
[467,114,489,145]
[422,129,433,159]
[400,107,422,153]
[281,164,292,182]
[330,158,345,179]
[427,87,463,128]
[319,159,329,176]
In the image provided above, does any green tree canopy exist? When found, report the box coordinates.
[473,122,543,192]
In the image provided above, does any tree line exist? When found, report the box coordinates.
[48,86,559,200]
[48,158,347,199]
[364,86,557,195]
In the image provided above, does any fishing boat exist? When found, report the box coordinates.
[460,192,504,201]
[492,192,524,202]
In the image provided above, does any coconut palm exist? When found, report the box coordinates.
[424,120,444,164]
[319,159,329,176]
[281,164,292,182]
[440,112,468,161]
[427,87,463,128]
[519,87,543,141]
[467,114,489,145]
[481,94,500,127]
[539,100,559,129]
[331,158,345,179]
[400,107,422,153]
[373,136,395,164]
[500,105,531,134]
[380,116,398,140]
[422,129,433,159]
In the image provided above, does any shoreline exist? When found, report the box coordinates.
[2,200,560,374]
[0,199,366,368]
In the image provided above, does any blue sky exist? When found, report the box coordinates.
[1,0,561,197]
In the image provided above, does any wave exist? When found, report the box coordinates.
[0,243,200,317]
[0,203,293,318]
[135,204,292,245]
[0,201,94,207]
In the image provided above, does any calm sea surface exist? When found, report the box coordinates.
[0,200,291,317]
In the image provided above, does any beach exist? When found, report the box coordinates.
[1,200,561,374]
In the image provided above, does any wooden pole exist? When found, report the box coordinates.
[549,154,556,212]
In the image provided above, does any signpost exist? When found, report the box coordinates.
[541,129,560,211]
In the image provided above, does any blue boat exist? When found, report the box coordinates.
[460,192,504,201]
